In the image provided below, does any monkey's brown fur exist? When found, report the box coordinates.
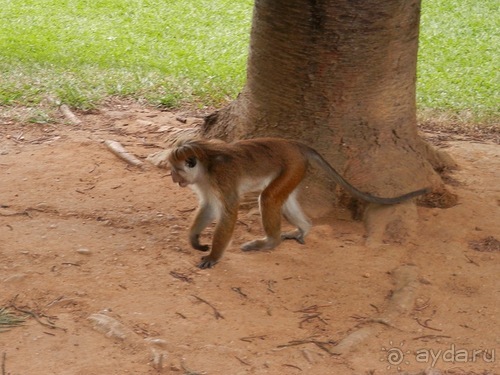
[168,138,429,269]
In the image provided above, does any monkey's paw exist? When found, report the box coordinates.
[190,234,210,252]
[281,230,306,244]
[198,256,218,269]
[241,238,279,251]
[193,244,210,252]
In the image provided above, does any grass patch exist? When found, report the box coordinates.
[0,0,252,108]
[0,307,26,332]
[418,0,498,124]
[0,0,497,124]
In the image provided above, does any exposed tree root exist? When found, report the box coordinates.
[88,313,169,370]
[332,264,419,355]
[104,140,144,167]
[59,104,82,125]
[364,201,419,248]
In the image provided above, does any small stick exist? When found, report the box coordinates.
[178,207,196,213]
[266,280,276,293]
[464,254,480,266]
[60,104,82,125]
[277,339,338,356]
[283,364,302,371]
[415,317,443,332]
[46,296,64,307]
[240,335,267,343]
[9,296,66,332]
[299,313,328,328]
[294,305,325,314]
[234,356,251,366]
[191,295,224,320]
[231,287,248,298]
[369,303,380,313]
[104,140,143,167]
[175,312,187,319]
[169,271,193,283]
[0,210,30,217]
[412,334,451,341]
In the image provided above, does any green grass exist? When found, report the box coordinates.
[0,0,252,108]
[418,0,499,123]
[0,0,497,124]
[0,307,26,332]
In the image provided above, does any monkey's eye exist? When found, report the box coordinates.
[185,157,197,168]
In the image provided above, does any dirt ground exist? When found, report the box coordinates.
[0,103,498,375]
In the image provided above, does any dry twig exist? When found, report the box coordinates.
[298,313,328,328]
[332,265,419,355]
[240,335,267,343]
[169,271,193,283]
[283,364,302,371]
[8,296,65,332]
[231,287,248,298]
[464,254,480,266]
[234,356,251,366]
[294,304,329,314]
[265,280,276,293]
[412,334,451,341]
[178,207,196,213]
[0,210,31,218]
[415,317,443,332]
[278,338,338,356]
[191,295,224,320]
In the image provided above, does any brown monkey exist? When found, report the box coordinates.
[168,137,429,269]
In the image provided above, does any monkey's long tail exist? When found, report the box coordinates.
[308,150,429,205]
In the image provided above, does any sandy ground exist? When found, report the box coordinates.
[0,103,498,375]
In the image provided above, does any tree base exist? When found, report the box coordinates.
[364,201,419,248]
[201,103,459,246]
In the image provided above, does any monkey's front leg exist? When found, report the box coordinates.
[198,205,238,269]
[189,203,216,252]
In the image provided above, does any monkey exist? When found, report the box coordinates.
[167,137,429,269]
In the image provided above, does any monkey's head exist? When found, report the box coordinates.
[167,139,208,187]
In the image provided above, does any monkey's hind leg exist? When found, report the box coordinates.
[241,188,284,252]
[281,190,312,244]
[241,169,306,252]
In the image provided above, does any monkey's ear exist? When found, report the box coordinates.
[185,157,197,168]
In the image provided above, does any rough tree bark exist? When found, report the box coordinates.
[201,0,456,244]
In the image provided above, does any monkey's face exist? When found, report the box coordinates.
[169,156,201,187]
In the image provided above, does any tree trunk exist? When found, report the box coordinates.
[202,0,456,244]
